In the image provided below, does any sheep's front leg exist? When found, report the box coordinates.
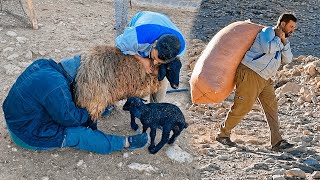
[149,127,171,154]
[148,127,156,152]
[130,113,139,131]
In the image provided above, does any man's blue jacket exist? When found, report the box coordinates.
[2,58,89,147]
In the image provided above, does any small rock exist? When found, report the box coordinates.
[25,51,33,59]
[76,160,84,166]
[303,158,319,166]
[312,171,320,179]
[7,54,19,61]
[272,169,286,175]
[272,175,286,180]
[39,51,47,56]
[16,37,28,44]
[128,163,158,172]
[200,163,220,171]
[51,154,59,158]
[123,152,129,158]
[217,155,229,161]
[41,177,49,180]
[166,144,193,163]
[6,31,17,37]
[3,47,14,53]
[285,168,306,178]
[4,64,21,75]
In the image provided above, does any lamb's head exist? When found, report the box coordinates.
[158,58,182,89]
[123,97,147,118]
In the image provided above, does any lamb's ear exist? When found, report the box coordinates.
[158,64,166,81]
[138,97,147,103]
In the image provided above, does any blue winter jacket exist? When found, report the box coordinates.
[116,11,186,58]
[2,58,89,147]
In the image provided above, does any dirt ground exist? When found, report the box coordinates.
[0,0,320,180]
[0,0,199,179]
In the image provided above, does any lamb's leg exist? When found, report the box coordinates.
[142,125,148,133]
[149,127,171,154]
[130,113,139,131]
[168,125,182,144]
[148,127,156,152]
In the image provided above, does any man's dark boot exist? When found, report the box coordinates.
[216,137,236,147]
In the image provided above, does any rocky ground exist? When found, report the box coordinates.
[0,0,320,180]
[187,0,320,179]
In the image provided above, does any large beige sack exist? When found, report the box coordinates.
[190,21,264,104]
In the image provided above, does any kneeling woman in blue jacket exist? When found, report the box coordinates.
[2,56,148,154]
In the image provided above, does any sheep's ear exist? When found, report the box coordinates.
[158,64,166,81]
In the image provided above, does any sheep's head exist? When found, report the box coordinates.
[158,58,182,89]
[123,97,147,118]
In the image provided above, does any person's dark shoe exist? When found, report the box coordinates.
[271,140,294,151]
[216,136,236,147]
[126,133,149,150]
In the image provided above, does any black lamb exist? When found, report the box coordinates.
[123,97,188,154]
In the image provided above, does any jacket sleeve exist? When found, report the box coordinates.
[116,27,140,56]
[281,42,293,64]
[259,27,284,54]
[42,85,89,127]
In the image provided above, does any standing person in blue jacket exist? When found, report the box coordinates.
[216,13,297,151]
[2,56,148,154]
[116,11,186,102]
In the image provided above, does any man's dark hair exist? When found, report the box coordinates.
[277,13,297,26]
[155,34,181,63]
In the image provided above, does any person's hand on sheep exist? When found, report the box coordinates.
[134,55,153,74]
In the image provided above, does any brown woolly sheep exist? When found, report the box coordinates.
[75,45,164,120]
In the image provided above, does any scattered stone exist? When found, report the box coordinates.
[285,168,306,178]
[200,163,220,171]
[216,155,229,161]
[4,64,22,75]
[76,160,84,166]
[312,171,320,179]
[303,158,319,166]
[166,144,193,163]
[123,152,129,158]
[16,37,28,44]
[6,31,17,37]
[272,175,286,180]
[272,169,286,175]
[39,51,47,56]
[3,47,14,53]
[7,54,19,61]
[25,51,33,59]
[41,177,49,180]
[128,163,158,172]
